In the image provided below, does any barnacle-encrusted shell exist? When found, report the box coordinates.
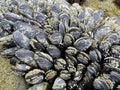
[60,70,71,80]
[45,70,57,81]
[54,58,67,71]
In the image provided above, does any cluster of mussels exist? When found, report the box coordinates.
[0,0,120,90]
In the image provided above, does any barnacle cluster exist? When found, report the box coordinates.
[0,0,120,90]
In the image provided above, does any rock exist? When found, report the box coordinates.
[0,52,28,90]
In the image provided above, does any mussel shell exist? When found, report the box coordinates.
[45,70,57,81]
[93,78,110,90]
[70,16,78,27]
[66,55,77,73]
[12,63,31,72]
[52,77,66,90]
[99,32,119,51]
[1,47,18,57]
[83,72,94,84]
[54,58,67,71]
[30,39,45,51]
[34,52,53,71]
[63,33,75,47]
[105,17,120,26]
[65,46,78,56]
[27,82,48,90]
[10,57,20,65]
[35,52,53,62]
[0,13,4,21]
[48,32,63,46]
[111,45,120,58]
[110,71,120,83]
[94,25,112,42]
[68,27,82,39]
[15,49,37,67]
[66,55,78,65]
[34,12,47,23]
[93,74,114,90]
[15,49,34,59]
[25,69,44,84]
[59,13,69,31]
[0,27,3,37]
[36,57,53,71]
[4,12,21,22]
[11,63,31,76]
[13,21,36,38]
[77,63,85,71]
[46,45,61,58]
[89,49,102,62]
[35,30,49,47]
[87,65,97,76]
[0,20,11,33]
[92,10,104,24]
[67,64,76,73]
[59,21,65,35]
[104,57,120,72]
[76,52,89,65]
[74,71,82,81]
[13,31,30,49]
[86,10,104,30]
[59,13,69,24]
[19,3,33,19]
[78,9,85,22]
[74,37,92,51]
[60,70,71,80]
[51,3,61,16]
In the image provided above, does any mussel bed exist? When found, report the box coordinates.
[0,0,120,90]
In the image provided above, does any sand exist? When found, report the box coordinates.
[0,44,28,90]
